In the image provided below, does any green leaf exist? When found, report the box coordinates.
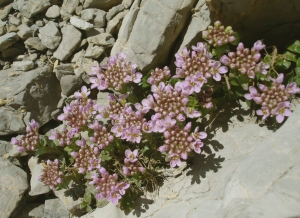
[296,57,300,68]
[283,51,297,62]
[229,77,240,86]
[275,59,291,70]
[35,146,52,157]
[237,74,249,85]
[293,45,300,54]
[101,154,112,161]
[231,32,240,46]
[188,96,199,109]
[139,69,153,88]
[83,192,92,204]
[212,44,230,57]
[287,40,300,52]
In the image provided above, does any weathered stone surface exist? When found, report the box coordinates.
[87,32,115,48]
[83,0,122,11]
[13,203,44,218]
[122,0,134,9]
[93,9,106,28]
[0,140,12,156]
[12,60,34,71]
[70,16,94,30]
[44,198,70,218]
[2,42,25,58]
[60,0,79,20]
[106,9,128,35]
[45,5,60,18]
[0,3,12,20]
[0,158,28,218]
[0,0,13,7]
[54,63,74,80]
[106,4,124,21]
[28,156,51,196]
[73,51,98,83]
[84,44,104,59]
[18,0,52,18]
[17,24,33,40]
[112,0,196,72]
[24,37,46,51]
[53,25,81,61]
[60,75,83,96]
[0,66,61,135]
[0,32,19,51]
[39,21,61,50]
[9,15,21,26]
[0,20,6,36]
[80,8,95,21]
[81,203,123,218]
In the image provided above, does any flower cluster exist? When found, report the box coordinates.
[174,42,228,82]
[123,149,145,176]
[49,127,76,146]
[89,167,130,205]
[11,119,39,152]
[38,159,63,189]
[202,21,235,47]
[89,53,142,91]
[245,73,300,123]
[195,87,214,109]
[58,86,95,132]
[71,139,101,174]
[88,120,114,149]
[158,122,207,167]
[147,66,171,85]
[220,40,269,78]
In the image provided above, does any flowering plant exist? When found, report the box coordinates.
[11,21,300,213]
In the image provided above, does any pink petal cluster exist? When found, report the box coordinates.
[245,73,300,123]
[123,149,145,176]
[49,127,76,146]
[11,119,39,152]
[38,159,63,189]
[147,66,171,85]
[89,167,130,205]
[88,120,114,149]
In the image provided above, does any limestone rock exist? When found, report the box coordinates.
[54,63,75,80]
[60,75,83,96]
[0,66,61,135]
[112,0,197,72]
[0,140,12,156]
[106,4,124,21]
[84,44,104,59]
[2,42,25,58]
[9,15,21,26]
[60,0,79,20]
[0,20,6,36]
[19,0,53,18]
[53,25,81,61]
[45,5,60,18]
[93,9,106,28]
[0,158,28,218]
[13,203,44,218]
[17,24,33,40]
[70,16,94,30]
[83,0,122,11]
[122,0,134,9]
[39,21,61,50]
[12,60,34,71]
[0,32,19,51]
[106,9,128,35]
[0,3,12,20]
[81,203,124,218]
[87,32,115,48]
[24,37,46,51]
[80,8,96,21]
[44,198,70,218]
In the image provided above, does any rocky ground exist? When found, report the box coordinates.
[0,0,300,217]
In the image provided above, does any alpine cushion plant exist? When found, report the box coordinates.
[10,21,300,213]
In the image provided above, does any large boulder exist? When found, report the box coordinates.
[0,66,61,135]
[83,0,122,11]
[111,0,197,72]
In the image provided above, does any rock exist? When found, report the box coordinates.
[0,158,28,218]
[122,0,134,9]
[0,3,12,20]
[81,203,124,218]
[39,21,62,50]
[0,140,12,156]
[12,60,34,71]
[6,23,18,32]
[106,4,124,21]
[9,15,21,26]
[70,16,94,30]
[73,52,98,82]
[51,108,62,120]
[53,182,85,216]
[60,75,83,96]
[53,25,82,61]
[93,9,106,28]
[60,0,80,20]
[19,0,52,18]
[0,20,6,36]
[45,5,61,18]
[54,63,75,80]
[83,0,122,11]
[106,10,128,35]
[0,0,13,7]
[0,66,61,135]
[0,32,19,51]
[87,32,115,48]
[28,156,51,196]
[111,0,196,72]
[84,44,105,59]
[1,42,25,58]
[75,5,83,16]
[13,203,44,218]
[80,8,95,21]
[24,37,46,51]
[17,24,33,40]
[85,27,105,37]
[35,20,44,27]
[44,198,70,218]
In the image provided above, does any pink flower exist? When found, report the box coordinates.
[244,86,258,100]
[211,61,228,81]
[107,191,122,205]
[184,107,201,118]
[286,82,300,94]
[274,102,292,123]
[116,182,130,195]
[256,107,270,120]
[169,154,181,168]
[191,139,204,154]
[125,149,138,163]
[74,86,90,99]
[253,40,265,52]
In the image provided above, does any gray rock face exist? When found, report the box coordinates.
[93,9,106,28]
[106,4,125,21]
[0,3,12,20]
[13,203,45,218]
[53,25,81,61]
[0,32,19,51]
[0,158,28,218]
[70,16,94,30]
[44,199,70,218]
[17,24,33,40]
[54,63,74,80]
[0,140,12,156]
[0,66,61,135]
[106,9,128,35]
[12,60,34,71]
[80,8,95,21]
[83,0,122,11]
[60,75,83,96]
[84,44,104,59]
[39,21,61,50]
[18,0,52,18]
[45,5,60,18]
[111,0,196,72]
[60,0,80,20]
[87,32,115,48]
[24,37,46,51]
[81,203,123,218]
